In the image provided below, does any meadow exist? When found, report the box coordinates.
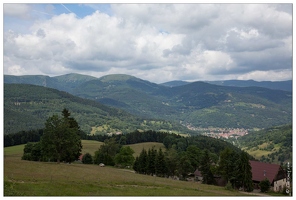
[4,140,251,196]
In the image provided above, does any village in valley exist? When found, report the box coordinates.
[183,122,249,139]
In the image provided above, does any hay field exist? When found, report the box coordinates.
[4,140,248,196]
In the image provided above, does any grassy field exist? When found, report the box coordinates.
[127,142,165,157]
[4,140,252,196]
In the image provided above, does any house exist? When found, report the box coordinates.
[193,169,226,186]
[194,169,203,181]
[250,160,287,192]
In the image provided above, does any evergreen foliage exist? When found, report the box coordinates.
[218,147,237,183]
[235,151,253,192]
[4,129,43,147]
[199,150,215,185]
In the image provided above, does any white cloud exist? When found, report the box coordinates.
[237,69,292,81]
[4,4,31,18]
[3,3,293,83]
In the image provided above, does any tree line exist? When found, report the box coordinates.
[19,109,254,191]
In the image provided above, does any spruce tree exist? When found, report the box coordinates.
[146,147,157,175]
[236,151,253,192]
[138,149,148,174]
[218,147,236,183]
[200,150,215,184]
[155,148,167,177]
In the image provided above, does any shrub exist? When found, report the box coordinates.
[259,178,270,193]
[225,181,233,191]
[82,153,93,164]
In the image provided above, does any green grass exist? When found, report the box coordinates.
[127,142,165,157]
[81,140,103,155]
[4,141,253,196]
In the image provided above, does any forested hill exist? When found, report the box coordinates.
[4,73,97,93]
[162,79,292,92]
[4,84,190,135]
[72,76,291,129]
[4,73,292,129]
[236,124,292,164]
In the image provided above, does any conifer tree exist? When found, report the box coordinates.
[146,147,157,175]
[218,147,237,183]
[236,151,253,192]
[155,148,167,177]
[138,149,148,174]
[200,150,215,184]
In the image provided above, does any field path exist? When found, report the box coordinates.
[239,190,270,196]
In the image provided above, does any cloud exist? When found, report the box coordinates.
[4,4,31,18]
[3,3,292,83]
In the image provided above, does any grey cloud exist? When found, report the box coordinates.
[36,29,46,38]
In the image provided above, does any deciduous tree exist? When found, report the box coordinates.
[40,109,82,164]
[115,146,135,168]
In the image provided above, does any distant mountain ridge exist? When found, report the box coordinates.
[4,73,97,93]
[4,73,292,130]
[162,79,292,92]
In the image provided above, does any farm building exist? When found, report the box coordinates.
[250,160,287,192]
[193,160,288,192]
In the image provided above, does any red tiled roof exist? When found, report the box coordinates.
[250,160,281,183]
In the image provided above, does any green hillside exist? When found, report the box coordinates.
[235,124,292,164]
[4,143,249,196]
[4,73,97,93]
[4,84,190,135]
[73,76,292,129]
[4,73,292,129]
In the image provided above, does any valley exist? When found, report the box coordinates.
[4,73,292,165]
[4,73,292,132]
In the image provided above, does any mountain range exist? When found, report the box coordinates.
[4,73,292,134]
[161,79,292,92]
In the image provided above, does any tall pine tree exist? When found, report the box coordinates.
[155,148,167,177]
[200,150,215,184]
[236,151,253,192]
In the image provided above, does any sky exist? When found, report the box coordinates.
[2,2,293,83]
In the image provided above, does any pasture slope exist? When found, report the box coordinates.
[4,140,253,196]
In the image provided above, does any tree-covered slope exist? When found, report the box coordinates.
[74,77,292,129]
[207,80,292,92]
[172,82,292,128]
[4,84,190,135]
[4,73,97,93]
[236,124,292,164]
[72,74,178,119]
[4,74,292,129]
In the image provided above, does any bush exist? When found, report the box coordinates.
[225,181,233,191]
[22,153,32,161]
[259,178,271,192]
[82,153,93,164]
